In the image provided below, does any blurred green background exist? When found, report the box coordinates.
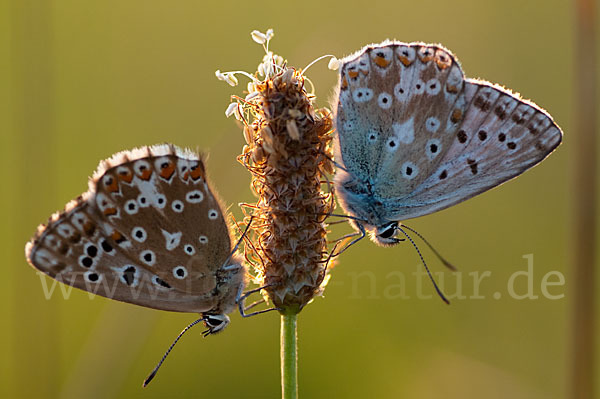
[2,0,597,398]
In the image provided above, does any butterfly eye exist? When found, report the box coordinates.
[203,314,230,334]
[379,225,396,239]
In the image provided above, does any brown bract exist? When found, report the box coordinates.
[239,68,335,313]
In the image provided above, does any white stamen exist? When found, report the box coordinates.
[265,28,274,40]
[251,30,267,44]
[224,73,238,87]
[328,57,340,71]
[245,91,260,102]
[225,102,238,118]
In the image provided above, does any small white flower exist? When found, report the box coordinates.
[265,29,274,40]
[225,102,238,118]
[328,57,340,71]
[251,30,267,44]
[258,63,265,77]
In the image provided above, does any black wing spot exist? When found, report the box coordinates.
[123,266,136,286]
[467,159,478,175]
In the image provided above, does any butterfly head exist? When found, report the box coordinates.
[201,313,230,336]
[371,221,402,246]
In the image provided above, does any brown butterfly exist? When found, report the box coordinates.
[25,144,252,384]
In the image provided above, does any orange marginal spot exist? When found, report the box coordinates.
[374,56,390,68]
[341,77,348,90]
[118,169,133,183]
[83,221,96,236]
[361,69,369,76]
[435,51,452,70]
[348,70,359,79]
[418,49,434,63]
[103,207,118,217]
[446,84,459,94]
[397,55,412,67]
[451,108,463,123]
[159,162,176,180]
[436,59,450,70]
[189,164,204,181]
[106,176,119,193]
[140,169,152,181]
[111,230,126,244]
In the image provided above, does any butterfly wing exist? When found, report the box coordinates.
[385,80,562,221]
[334,42,470,224]
[25,144,245,314]
[333,41,562,224]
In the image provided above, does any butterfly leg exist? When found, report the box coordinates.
[330,222,366,257]
[237,284,281,318]
[321,152,349,173]
[244,298,266,312]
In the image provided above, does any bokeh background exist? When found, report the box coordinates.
[2,0,597,398]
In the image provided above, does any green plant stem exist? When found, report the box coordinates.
[281,312,298,399]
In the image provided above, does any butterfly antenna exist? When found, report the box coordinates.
[395,225,450,305]
[143,317,205,387]
[400,224,458,271]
